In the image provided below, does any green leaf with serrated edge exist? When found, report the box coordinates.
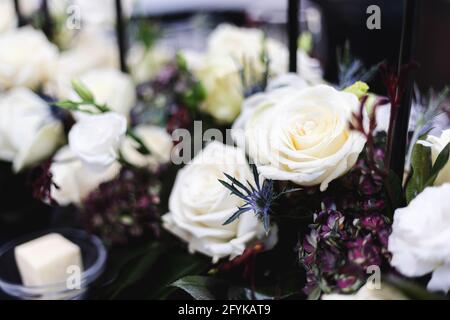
[425,142,450,187]
[406,134,432,203]
[171,276,228,300]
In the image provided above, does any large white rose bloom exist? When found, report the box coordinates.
[121,125,173,170]
[0,27,58,90]
[0,88,64,172]
[388,184,450,293]
[423,129,450,186]
[46,30,119,98]
[68,112,127,169]
[162,142,274,263]
[232,84,366,191]
[50,146,120,206]
[72,68,136,118]
[0,1,16,34]
[322,283,407,300]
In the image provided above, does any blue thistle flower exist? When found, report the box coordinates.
[219,164,299,233]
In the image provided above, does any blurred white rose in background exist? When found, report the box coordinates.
[72,68,136,118]
[121,125,173,170]
[389,183,450,293]
[46,31,119,98]
[0,27,58,90]
[163,142,274,263]
[127,44,172,84]
[0,87,64,172]
[0,1,17,34]
[50,146,120,206]
[232,84,366,191]
[68,112,127,169]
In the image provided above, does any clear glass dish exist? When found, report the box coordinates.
[0,228,107,300]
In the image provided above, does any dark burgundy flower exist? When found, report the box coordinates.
[29,159,59,205]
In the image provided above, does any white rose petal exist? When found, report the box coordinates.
[0,88,64,172]
[68,112,127,169]
[232,84,366,191]
[46,30,119,98]
[73,68,136,118]
[0,27,58,90]
[388,183,450,293]
[162,142,275,263]
[423,129,450,186]
[121,125,173,170]
[50,146,120,206]
[0,1,17,34]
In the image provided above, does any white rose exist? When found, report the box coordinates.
[162,142,272,263]
[68,112,127,169]
[121,125,173,170]
[73,0,136,30]
[0,27,58,90]
[0,1,16,34]
[46,30,119,98]
[322,283,407,300]
[388,183,450,293]
[73,68,136,118]
[50,146,120,206]
[232,84,366,191]
[423,129,450,186]
[208,24,323,84]
[127,44,172,84]
[191,55,243,124]
[0,88,64,172]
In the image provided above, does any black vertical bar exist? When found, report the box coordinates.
[287,0,300,73]
[41,0,53,40]
[13,0,26,27]
[115,0,128,73]
[389,0,419,178]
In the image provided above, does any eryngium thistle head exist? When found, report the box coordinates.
[83,167,161,245]
[300,207,391,296]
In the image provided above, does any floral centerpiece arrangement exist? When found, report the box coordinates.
[0,0,450,300]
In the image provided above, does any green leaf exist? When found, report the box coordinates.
[406,137,432,203]
[53,100,79,110]
[343,81,369,99]
[425,142,450,187]
[384,275,447,300]
[104,242,165,299]
[171,276,228,300]
[71,79,94,103]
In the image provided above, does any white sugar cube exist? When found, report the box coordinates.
[14,233,83,286]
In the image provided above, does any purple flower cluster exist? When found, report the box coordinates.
[300,143,391,295]
[83,168,161,245]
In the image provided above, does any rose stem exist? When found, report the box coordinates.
[388,0,419,180]
[115,0,128,73]
[287,0,300,73]
[13,0,26,27]
[41,0,53,41]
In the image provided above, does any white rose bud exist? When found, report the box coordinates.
[50,146,121,206]
[121,125,173,170]
[0,27,58,90]
[162,142,274,263]
[0,88,64,172]
[68,112,127,169]
[388,183,450,293]
[232,84,366,191]
[72,68,136,118]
